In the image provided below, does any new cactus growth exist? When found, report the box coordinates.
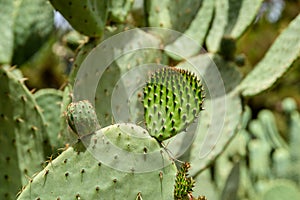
[143,67,204,142]
[174,162,195,199]
[174,162,207,200]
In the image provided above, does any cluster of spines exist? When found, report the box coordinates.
[143,67,204,141]
[174,162,195,199]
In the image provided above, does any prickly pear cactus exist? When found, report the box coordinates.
[0,67,47,200]
[164,0,215,60]
[94,29,165,127]
[0,0,54,65]
[69,37,101,85]
[259,180,300,200]
[176,54,242,175]
[34,89,65,153]
[206,0,263,53]
[108,0,134,23]
[50,0,108,37]
[145,0,201,34]
[17,106,177,200]
[143,67,204,142]
[239,13,300,96]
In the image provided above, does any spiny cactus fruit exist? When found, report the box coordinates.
[67,100,100,138]
[17,123,177,200]
[143,67,204,142]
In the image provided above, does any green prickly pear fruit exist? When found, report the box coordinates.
[143,67,204,142]
[66,100,100,138]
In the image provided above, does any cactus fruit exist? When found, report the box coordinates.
[143,67,204,142]
[259,180,300,200]
[0,67,47,200]
[67,100,100,138]
[50,0,108,37]
[239,13,300,96]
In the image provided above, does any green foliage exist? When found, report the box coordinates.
[206,0,263,53]
[0,67,46,199]
[108,0,134,23]
[17,123,177,200]
[50,0,108,37]
[143,67,204,142]
[177,54,242,175]
[1,0,300,199]
[164,0,215,60]
[239,13,300,96]
[0,0,54,65]
[94,29,164,127]
[34,89,65,153]
[145,0,201,34]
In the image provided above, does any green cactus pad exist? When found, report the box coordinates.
[143,67,204,142]
[108,0,134,23]
[239,13,300,96]
[12,0,54,65]
[176,54,242,176]
[0,0,53,65]
[69,37,101,85]
[55,84,77,147]
[206,0,263,52]
[0,0,14,64]
[0,67,47,199]
[145,0,202,39]
[17,124,177,200]
[94,29,164,127]
[164,0,214,60]
[67,100,100,138]
[50,0,108,37]
[34,89,65,153]
[193,169,219,200]
[259,180,300,200]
